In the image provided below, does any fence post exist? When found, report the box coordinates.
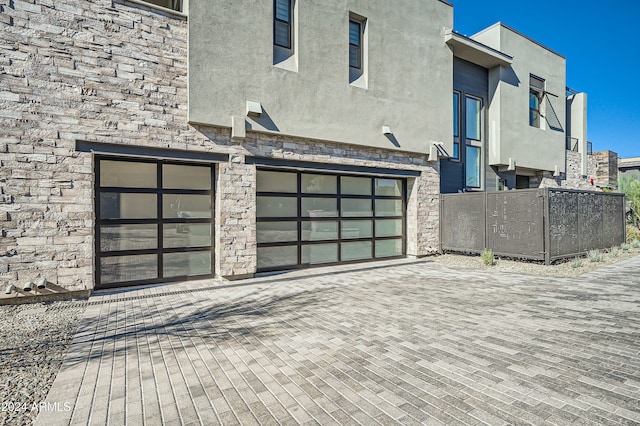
[439,194,443,254]
[544,188,551,265]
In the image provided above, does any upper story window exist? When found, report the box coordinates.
[349,20,362,70]
[452,91,460,160]
[142,0,183,12]
[274,0,292,49]
[348,14,367,88]
[465,96,481,141]
[529,75,545,128]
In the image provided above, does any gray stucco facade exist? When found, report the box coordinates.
[0,0,597,296]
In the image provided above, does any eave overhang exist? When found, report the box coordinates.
[445,30,513,68]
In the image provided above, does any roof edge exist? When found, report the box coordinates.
[471,22,566,60]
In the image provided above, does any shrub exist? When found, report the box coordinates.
[622,243,631,251]
[609,246,619,258]
[627,225,640,244]
[633,239,640,249]
[588,249,604,263]
[481,248,495,266]
[571,257,583,268]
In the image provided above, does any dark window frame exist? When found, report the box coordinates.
[349,19,362,70]
[529,75,545,128]
[274,0,292,49]
[452,91,461,161]
[95,156,215,289]
[256,168,406,273]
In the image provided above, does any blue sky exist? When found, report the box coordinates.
[451,0,639,158]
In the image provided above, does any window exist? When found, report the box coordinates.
[142,0,182,12]
[452,92,460,160]
[465,146,481,188]
[530,75,544,128]
[348,14,367,87]
[274,0,292,49]
[465,96,481,141]
[349,20,362,70]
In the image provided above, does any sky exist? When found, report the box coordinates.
[451,0,639,158]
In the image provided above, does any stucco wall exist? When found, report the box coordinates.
[474,24,567,173]
[188,0,454,155]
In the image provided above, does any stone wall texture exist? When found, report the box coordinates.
[0,0,440,292]
[531,150,596,190]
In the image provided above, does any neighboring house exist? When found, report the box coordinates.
[441,24,592,193]
[619,157,640,181]
[0,0,595,294]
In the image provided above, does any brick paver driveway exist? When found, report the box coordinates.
[38,256,640,425]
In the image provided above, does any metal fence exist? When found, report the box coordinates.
[440,188,626,264]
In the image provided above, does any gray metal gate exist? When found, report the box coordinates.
[440,188,626,264]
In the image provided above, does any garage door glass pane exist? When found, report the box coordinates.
[342,241,373,261]
[100,160,157,188]
[375,199,402,217]
[376,219,403,237]
[341,176,371,195]
[163,164,211,190]
[257,196,297,218]
[163,251,211,277]
[376,239,403,258]
[163,224,211,248]
[341,198,372,217]
[302,198,338,217]
[100,193,157,219]
[302,174,337,194]
[257,170,297,193]
[100,224,157,252]
[302,221,338,241]
[100,254,157,284]
[302,244,338,264]
[257,245,298,268]
[341,220,372,239]
[257,221,298,243]
[375,179,402,196]
[163,194,211,218]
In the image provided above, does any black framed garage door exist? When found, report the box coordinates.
[256,168,406,272]
[95,157,214,289]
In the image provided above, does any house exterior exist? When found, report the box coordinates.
[619,157,640,181]
[0,0,595,295]
[441,23,592,193]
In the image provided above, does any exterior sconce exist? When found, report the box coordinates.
[36,277,47,289]
[553,165,560,177]
[246,101,263,117]
[23,281,33,292]
[508,158,516,171]
[382,125,392,135]
[4,284,13,295]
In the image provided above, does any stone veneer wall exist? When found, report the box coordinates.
[531,150,596,190]
[0,0,440,292]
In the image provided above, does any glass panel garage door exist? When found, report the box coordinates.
[96,158,214,288]
[256,169,406,272]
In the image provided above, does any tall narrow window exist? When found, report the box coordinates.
[452,92,460,160]
[465,96,481,141]
[274,0,292,49]
[465,145,481,188]
[529,75,544,128]
[349,20,362,70]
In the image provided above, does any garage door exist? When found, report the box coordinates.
[95,157,214,289]
[256,169,406,272]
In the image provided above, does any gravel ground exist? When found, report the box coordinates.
[433,244,640,277]
[0,301,86,426]
[0,245,638,425]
